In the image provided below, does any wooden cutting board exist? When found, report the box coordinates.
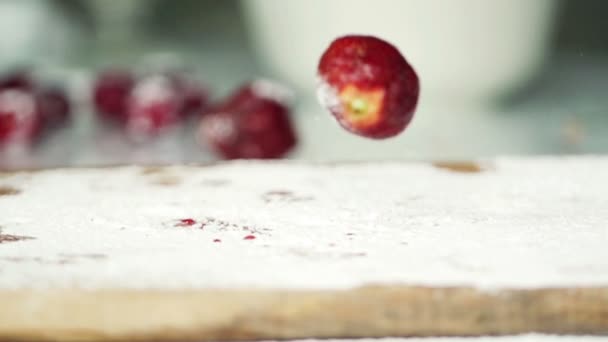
[0,158,607,341]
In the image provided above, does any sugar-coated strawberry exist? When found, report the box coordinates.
[93,69,134,121]
[0,89,41,147]
[125,75,183,139]
[317,35,419,139]
[199,80,297,159]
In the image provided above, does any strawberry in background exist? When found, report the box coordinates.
[0,69,71,150]
[92,68,209,140]
[199,80,297,160]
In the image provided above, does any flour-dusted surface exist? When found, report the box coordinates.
[0,157,607,290]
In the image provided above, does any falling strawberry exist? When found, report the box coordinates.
[317,35,419,139]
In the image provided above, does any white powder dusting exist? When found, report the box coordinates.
[316,75,342,113]
[129,75,175,105]
[0,157,607,290]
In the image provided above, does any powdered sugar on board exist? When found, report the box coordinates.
[0,157,607,290]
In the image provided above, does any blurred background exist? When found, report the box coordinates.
[0,0,607,169]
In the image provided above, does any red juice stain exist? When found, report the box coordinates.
[213,239,222,243]
[175,218,196,227]
[243,235,256,240]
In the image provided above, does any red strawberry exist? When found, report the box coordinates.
[93,69,135,121]
[0,89,41,147]
[125,75,183,139]
[199,80,297,159]
[317,35,419,139]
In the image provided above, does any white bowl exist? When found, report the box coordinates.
[241,0,559,107]
[0,1,83,68]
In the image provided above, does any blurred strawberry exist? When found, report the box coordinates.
[199,80,296,159]
[93,69,134,122]
[0,89,41,147]
[125,75,183,139]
